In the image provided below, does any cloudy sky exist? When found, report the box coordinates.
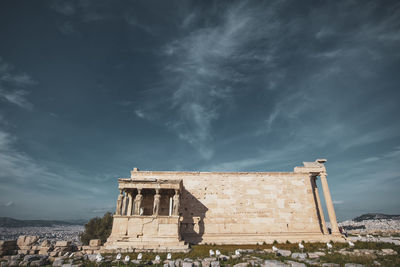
[0,0,399,221]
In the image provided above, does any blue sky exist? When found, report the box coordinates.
[0,0,399,221]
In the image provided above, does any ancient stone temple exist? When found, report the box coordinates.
[104,159,344,251]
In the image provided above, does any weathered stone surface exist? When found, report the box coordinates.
[202,260,211,267]
[277,250,292,257]
[219,254,229,261]
[344,264,365,267]
[89,240,101,247]
[210,261,220,267]
[321,264,340,267]
[307,251,325,258]
[55,241,70,247]
[30,258,48,266]
[52,258,64,267]
[380,249,397,255]
[41,240,51,247]
[17,236,39,247]
[233,263,249,267]
[291,253,306,260]
[286,261,306,267]
[183,262,193,267]
[262,260,289,267]
[105,160,343,250]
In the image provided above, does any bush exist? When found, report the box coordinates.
[80,212,113,245]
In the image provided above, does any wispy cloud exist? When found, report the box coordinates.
[0,58,35,109]
[134,2,286,159]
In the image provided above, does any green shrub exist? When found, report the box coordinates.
[80,212,113,245]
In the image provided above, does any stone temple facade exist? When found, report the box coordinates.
[104,159,344,251]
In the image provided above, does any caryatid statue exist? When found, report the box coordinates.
[116,189,123,215]
[153,189,161,216]
[172,189,180,216]
[134,189,143,215]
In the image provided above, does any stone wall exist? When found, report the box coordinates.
[129,171,325,244]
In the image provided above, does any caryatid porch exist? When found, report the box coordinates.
[104,177,189,252]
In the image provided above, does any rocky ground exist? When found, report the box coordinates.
[0,226,84,244]
[1,236,400,267]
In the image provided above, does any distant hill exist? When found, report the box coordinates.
[0,217,87,227]
[353,213,400,222]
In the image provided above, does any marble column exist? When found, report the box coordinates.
[311,176,328,234]
[121,190,127,216]
[134,189,143,215]
[116,189,123,215]
[153,189,161,216]
[172,189,180,216]
[320,172,340,234]
[127,191,133,216]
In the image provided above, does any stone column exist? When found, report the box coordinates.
[116,189,123,215]
[127,191,133,216]
[311,176,328,234]
[320,172,340,234]
[153,189,161,216]
[121,190,127,216]
[134,189,143,215]
[172,189,180,216]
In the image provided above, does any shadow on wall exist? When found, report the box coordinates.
[179,187,208,244]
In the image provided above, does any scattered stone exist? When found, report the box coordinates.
[344,264,365,267]
[321,264,340,267]
[380,249,397,256]
[17,236,39,247]
[183,262,193,267]
[202,260,211,267]
[277,250,292,257]
[291,253,306,260]
[286,261,306,267]
[53,258,64,267]
[55,241,70,247]
[262,260,289,267]
[41,240,51,247]
[233,263,249,267]
[218,254,229,261]
[210,261,220,267]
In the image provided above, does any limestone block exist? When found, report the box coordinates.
[321,264,340,267]
[18,246,32,250]
[49,252,59,257]
[89,240,101,247]
[17,236,39,247]
[55,241,70,247]
[52,258,64,267]
[286,261,306,267]
[18,249,29,254]
[291,253,306,260]
[277,250,291,257]
[183,262,193,267]
[262,260,289,267]
[210,261,220,267]
[41,240,51,247]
